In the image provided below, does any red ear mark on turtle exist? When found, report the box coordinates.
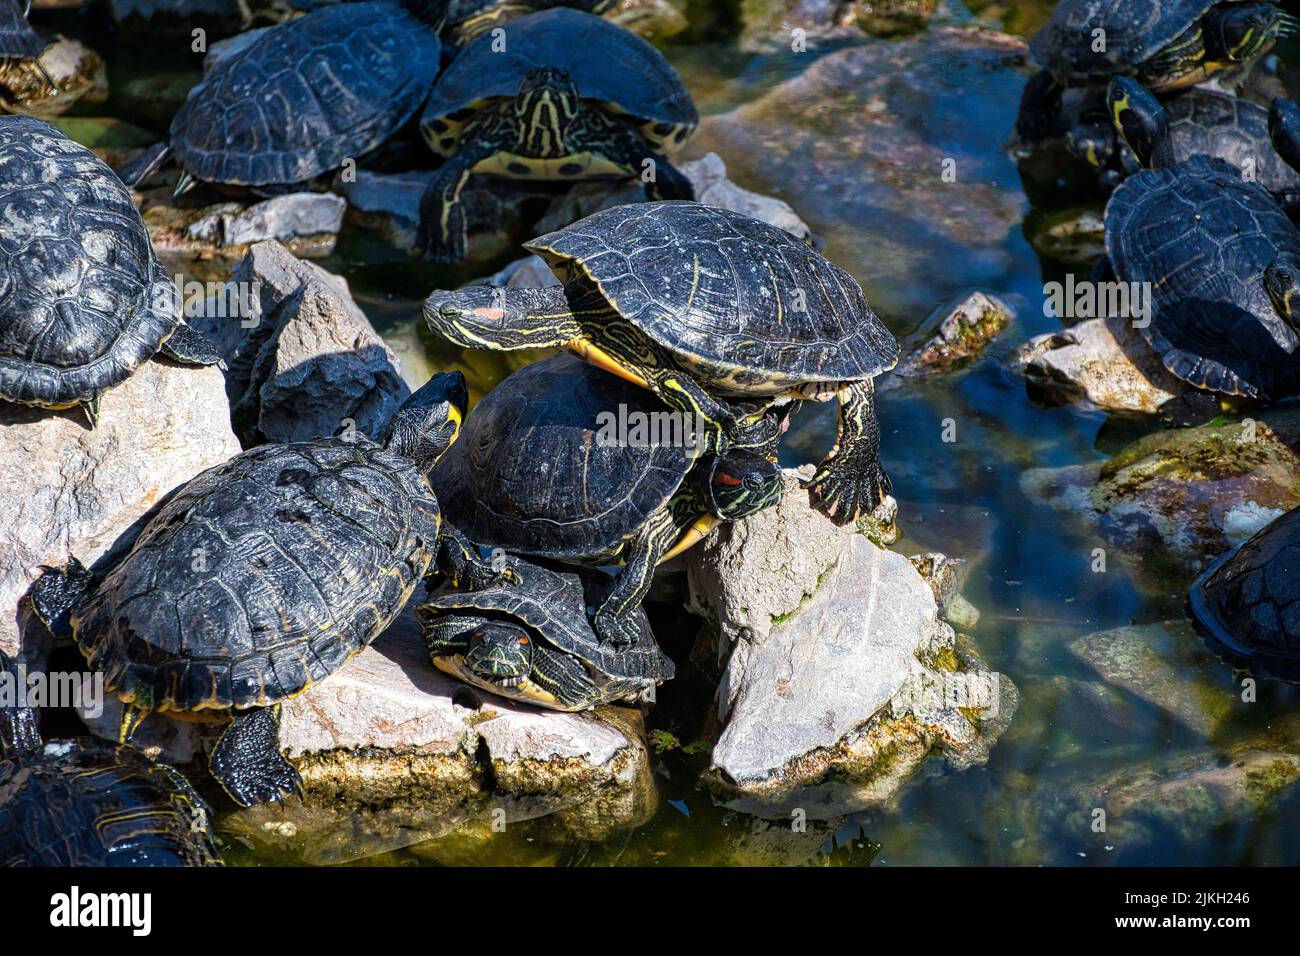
[714,471,742,487]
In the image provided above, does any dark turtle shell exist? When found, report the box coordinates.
[73,438,441,713]
[0,739,222,866]
[421,556,673,681]
[526,201,897,390]
[0,116,183,410]
[1105,155,1300,398]
[170,1,443,187]
[1165,90,1300,198]
[1189,506,1300,681]
[0,0,43,60]
[420,8,696,157]
[431,352,695,560]
[1030,0,1218,79]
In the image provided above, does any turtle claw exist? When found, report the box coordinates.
[209,706,302,808]
[807,457,891,527]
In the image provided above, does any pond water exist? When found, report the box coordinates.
[45,0,1300,865]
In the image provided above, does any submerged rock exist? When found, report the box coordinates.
[1022,410,1300,576]
[1023,207,1106,267]
[686,470,1015,818]
[189,240,407,445]
[1009,316,1187,415]
[0,361,240,659]
[607,0,689,40]
[882,290,1011,391]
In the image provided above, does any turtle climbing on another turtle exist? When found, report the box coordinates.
[0,117,222,425]
[425,201,898,524]
[415,8,698,261]
[1017,0,1295,143]
[420,554,675,711]
[430,353,786,647]
[1189,506,1300,682]
[0,650,223,866]
[30,373,512,807]
[1098,76,1300,401]
[167,0,446,194]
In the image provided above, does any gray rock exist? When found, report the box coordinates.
[607,0,689,40]
[8,36,108,116]
[0,361,240,659]
[910,552,980,631]
[190,240,408,444]
[1008,316,1186,414]
[222,192,346,248]
[741,0,938,50]
[337,170,427,253]
[686,470,1015,818]
[882,290,1011,392]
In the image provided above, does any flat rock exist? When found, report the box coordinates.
[1022,409,1300,576]
[1009,316,1187,414]
[687,471,1015,818]
[0,360,240,659]
[222,192,346,248]
[190,240,408,445]
[882,290,1011,391]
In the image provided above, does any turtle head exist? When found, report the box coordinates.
[1265,255,1300,331]
[1066,122,1117,172]
[1106,76,1172,170]
[1206,3,1294,65]
[697,451,783,521]
[514,67,580,153]
[383,371,469,473]
[463,622,535,690]
[1270,98,1300,175]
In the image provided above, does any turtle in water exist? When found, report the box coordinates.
[1099,76,1300,400]
[0,116,221,425]
[1017,0,1295,143]
[415,8,698,261]
[420,554,674,710]
[1189,507,1300,682]
[0,650,223,866]
[168,0,445,194]
[31,373,511,807]
[1068,86,1300,206]
[443,0,616,45]
[430,353,785,647]
[425,201,898,524]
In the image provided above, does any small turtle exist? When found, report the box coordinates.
[443,0,616,45]
[31,373,509,807]
[415,8,697,261]
[0,116,221,425]
[0,650,223,866]
[425,201,898,524]
[1100,76,1300,400]
[1018,0,1294,142]
[168,0,444,193]
[430,353,784,647]
[420,555,674,710]
[1189,507,1300,682]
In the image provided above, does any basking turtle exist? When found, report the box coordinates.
[0,651,223,866]
[443,0,616,44]
[0,116,221,425]
[1189,507,1300,682]
[420,554,674,710]
[1069,87,1300,206]
[416,8,697,261]
[1018,0,1294,142]
[430,353,784,647]
[425,201,898,524]
[31,373,509,807]
[1099,76,1300,400]
[169,0,444,193]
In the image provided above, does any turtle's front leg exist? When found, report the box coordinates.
[594,507,675,647]
[435,523,521,589]
[417,131,509,262]
[807,378,890,526]
[209,705,303,808]
[579,114,694,201]
[624,361,739,456]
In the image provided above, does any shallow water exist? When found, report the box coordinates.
[49,0,1300,865]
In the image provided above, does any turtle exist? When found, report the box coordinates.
[430,352,785,647]
[424,201,899,524]
[419,554,674,710]
[1188,506,1300,682]
[29,372,511,807]
[415,8,698,261]
[0,116,222,425]
[1017,0,1295,143]
[0,650,223,866]
[443,0,616,45]
[1067,86,1300,206]
[168,0,445,194]
[1096,75,1300,401]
